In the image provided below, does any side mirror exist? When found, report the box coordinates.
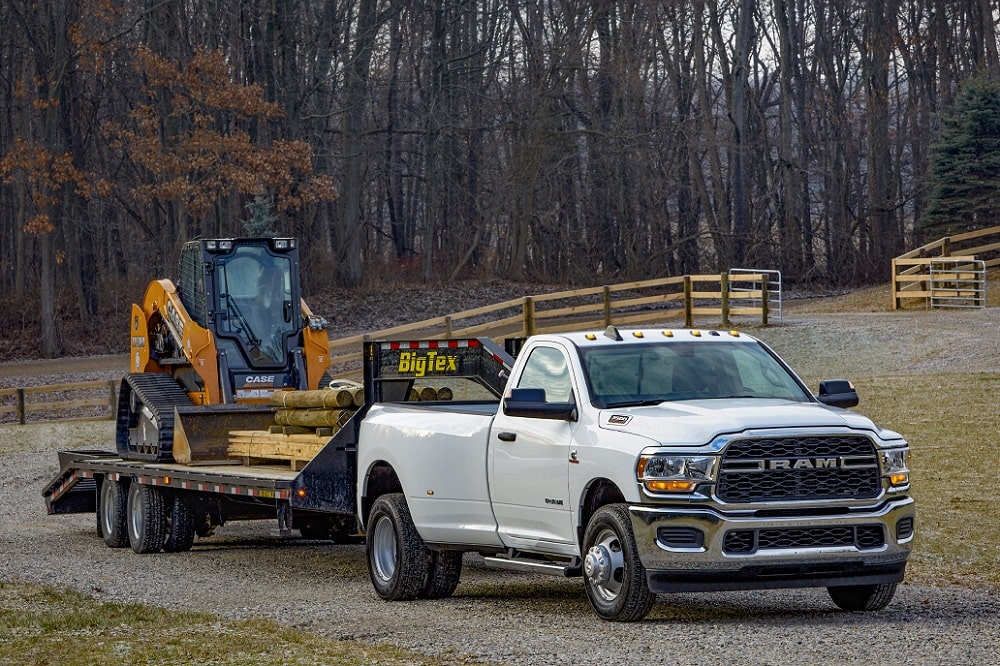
[503,387,578,421]
[817,379,859,409]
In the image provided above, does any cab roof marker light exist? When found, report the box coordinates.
[632,331,644,338]
[585,333,597,341]
[690,330,702,337]
[662,331,674,337]
[729,330,740,337]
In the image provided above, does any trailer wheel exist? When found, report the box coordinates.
[162,494,196,553]
[421,550,463,599]
[98,478,129,548]
[366,493,431,601]
[828,583,897,611]
[127,483,166,554]
[582,504,656,622]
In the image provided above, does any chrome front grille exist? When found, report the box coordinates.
[717,435,881,503]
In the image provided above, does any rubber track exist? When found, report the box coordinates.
[116,373,193,462]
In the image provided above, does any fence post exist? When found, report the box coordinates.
[523,296,535,336]
[761,282,770,326]
[444,315,453,338]
[108,380,118,419]
[891,259,899,310]
[720,273,730,327]
[683,276,693,328]
[17,388,26,425]
[602,286,612,326]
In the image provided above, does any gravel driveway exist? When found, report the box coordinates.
[3,308,1000,665]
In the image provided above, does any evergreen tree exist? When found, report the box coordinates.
[243,194,278,237]
[920,76,1000,240]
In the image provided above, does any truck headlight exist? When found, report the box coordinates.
[637,454,717,493]
[882,448,909,487]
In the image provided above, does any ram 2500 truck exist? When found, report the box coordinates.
[358,326,914,621]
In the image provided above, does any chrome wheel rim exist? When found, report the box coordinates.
[370,514,397,583]
[584,528,625,602]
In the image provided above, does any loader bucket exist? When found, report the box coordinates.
[171,404,275,464]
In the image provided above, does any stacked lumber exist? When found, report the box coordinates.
[226,381,454,468]
[227,430,331,471]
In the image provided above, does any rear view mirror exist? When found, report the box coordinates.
[817,379,859,409]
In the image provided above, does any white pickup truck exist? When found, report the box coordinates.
[357,326,915,621]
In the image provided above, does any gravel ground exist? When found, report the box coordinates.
[2,305,999,665]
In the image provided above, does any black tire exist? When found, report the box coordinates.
[582,504,656,622]
[98,478,129,548]
[421,550,463,599]
[162,493,196,553]
[127,483,167,554]
[828,583,897,611]
[365,493,431,601]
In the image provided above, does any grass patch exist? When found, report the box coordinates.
[0,582,454,666]
[853,372,1000,590]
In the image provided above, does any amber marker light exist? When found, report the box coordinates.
[296,488,307,498]
[645,479,698,493]
[690,330,702,337]
[889,472,909,486]
[632,331,645,338]
[585,333,597,340]
[728,330,740,337]
[661,331,674,337]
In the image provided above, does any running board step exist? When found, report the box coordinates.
[482,555,581,577]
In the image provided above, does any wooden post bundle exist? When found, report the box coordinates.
[274,408,352,428]
[271,389,355,409]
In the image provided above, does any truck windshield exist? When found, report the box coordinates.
[579,341,811,409]
[215,246,296,366]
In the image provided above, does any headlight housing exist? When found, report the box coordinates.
[882,448,909,487]
[637,454,718,493]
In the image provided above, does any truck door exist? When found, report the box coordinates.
[488,343,577,554]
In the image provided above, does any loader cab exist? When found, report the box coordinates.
[177,238,307,399]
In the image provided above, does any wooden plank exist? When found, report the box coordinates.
[270,389,354,409]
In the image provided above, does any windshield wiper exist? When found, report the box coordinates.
[602,398,666,408]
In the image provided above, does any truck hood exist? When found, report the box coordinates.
[598,399,893,446]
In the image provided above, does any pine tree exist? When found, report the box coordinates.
[920,76,1000,240]
[243,194,278,237]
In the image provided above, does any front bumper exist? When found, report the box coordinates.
[629,496,915,593]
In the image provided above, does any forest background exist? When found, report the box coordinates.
[2,1,1000,358]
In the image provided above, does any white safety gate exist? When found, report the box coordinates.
[728,269,782,322]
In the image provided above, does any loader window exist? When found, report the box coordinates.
[215,246,297,366]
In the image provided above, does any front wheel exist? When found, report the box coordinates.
[582,504,656,621]
[365,494,431,601]
[828,583,897,611]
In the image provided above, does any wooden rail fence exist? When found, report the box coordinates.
[326,272,773,373]
[1,272,775,422]
[0,380,119,425]
[892,225,1000,309]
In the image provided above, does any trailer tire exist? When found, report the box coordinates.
[127,483,167,554]
[366,493,431,601]
[98,478,129,549]
[828,583,897,611]
[162,493,196,553]
[582,504,656,622]
[421,550,463,599]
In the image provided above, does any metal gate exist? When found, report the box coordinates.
[729,269,782,322]
[928,258,986,309]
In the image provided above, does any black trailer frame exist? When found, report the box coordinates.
[43,337,514,538]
